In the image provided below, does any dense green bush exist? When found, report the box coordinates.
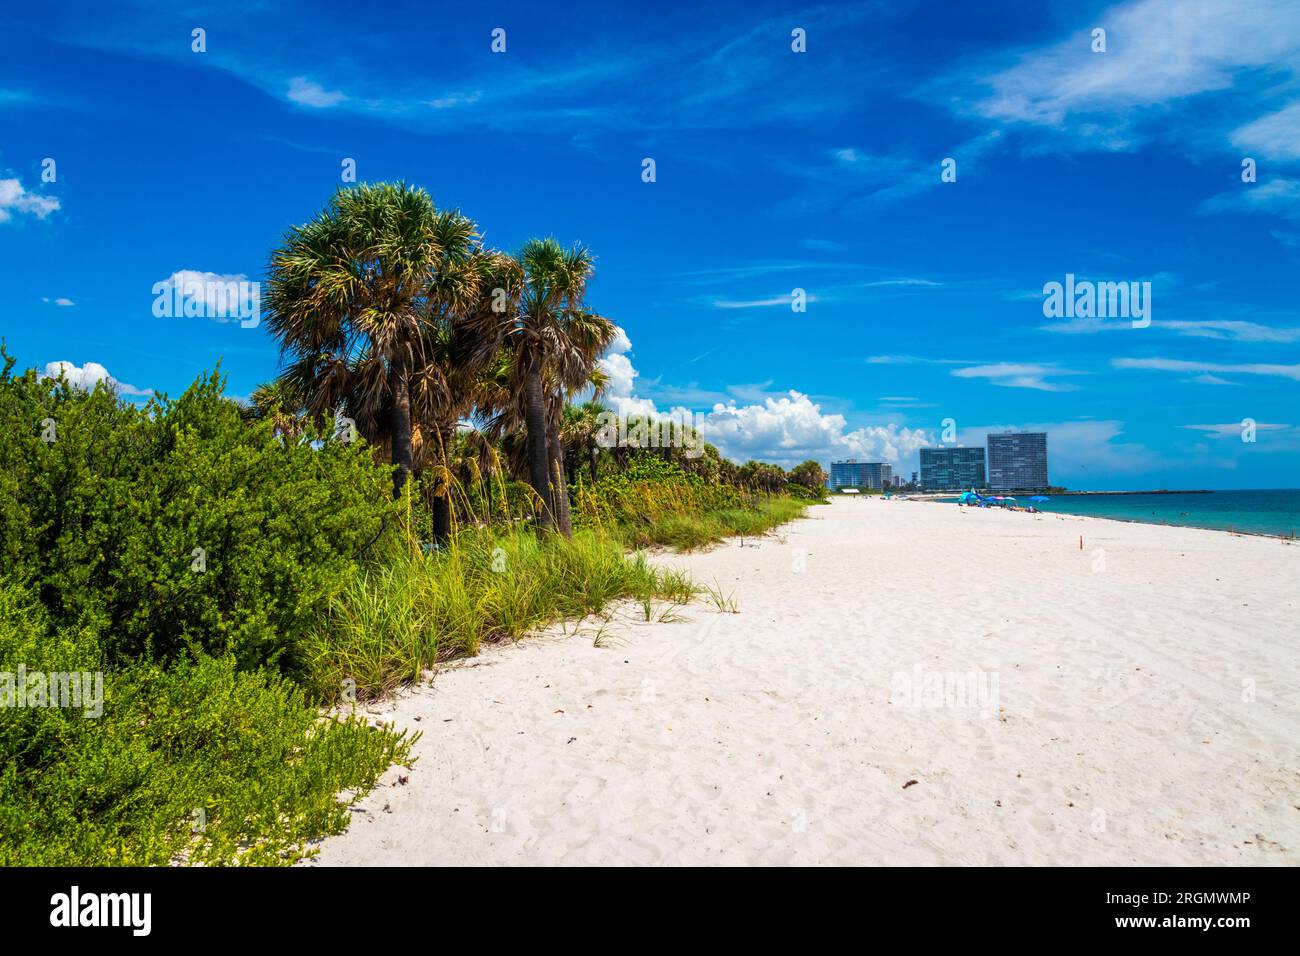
[0,356,414,864]
[0,355,400,674]
[0,576,414,865]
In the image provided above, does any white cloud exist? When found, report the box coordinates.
[1200,178,1300,220]
[951,362,1083,391]
[1231,102,1300,160]
[287,76,346,108]
[696,392,931,467]
[1182,422,1291,437]
[155,269,259,323]
[597,327,931,468]
[0,177,60,222]
[1042,315,1300,342]
[712,293,816,309]
[41,361,150,397]
[426,91,483,109]
[42,296,75,306]
[1113,357,1300,381]
[1159,319,1300,342]
[966,0,1300,130]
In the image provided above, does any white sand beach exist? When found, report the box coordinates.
[309,497,1299,866]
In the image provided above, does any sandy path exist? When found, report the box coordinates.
[309,497,1299,866]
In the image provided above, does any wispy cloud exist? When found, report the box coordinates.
[1181,422,1291,438]
[951,362,1084,391]
[866,354,967,365]
[1230,102,1300,161]
[1201,178,1300,221]
[919,0,1300,186]
[286,76,347,108]
[1042,315,1300,342]
[1113,357,1300,381]
[712,293,817,309]
[1159,319,1300,343]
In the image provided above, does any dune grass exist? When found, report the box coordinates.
[299,482,808,702]
[615,497,810,550]
[300,527,698,702]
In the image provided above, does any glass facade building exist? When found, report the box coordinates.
[986,432,1049,492]
[919,446,987,491]
[829,460,893,490]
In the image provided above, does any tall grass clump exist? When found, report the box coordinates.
[301,526,698,702]
[574,455,809,549]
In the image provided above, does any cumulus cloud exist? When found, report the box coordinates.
[42,296,75,306]
[287,76,346,108]
[697,393,931,467]
[596,327,931,468]
[154,269,260,323]
[0,177,60,222]
[41,361,150,397]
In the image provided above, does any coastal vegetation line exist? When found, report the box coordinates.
[0,182,825,865]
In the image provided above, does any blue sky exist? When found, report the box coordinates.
[2,0,1298,489]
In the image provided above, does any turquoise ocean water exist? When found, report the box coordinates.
[945,489,1300,537]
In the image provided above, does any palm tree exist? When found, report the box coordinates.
[467,238,616,535]
[410,249,520,538]
[264,182,483,498]
[561,400,608,484]
[240,379,306,440]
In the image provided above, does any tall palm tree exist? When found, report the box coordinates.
[264,182,483,498]
[409,249,520,538]
[467,238,616,535]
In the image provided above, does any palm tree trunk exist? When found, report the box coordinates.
[523,363,553,528]
[547,418,572,537]
[390,351,414,497]
[432,424,454,542]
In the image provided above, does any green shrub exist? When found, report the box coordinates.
[0,357,400,673]
[0,577,414,865]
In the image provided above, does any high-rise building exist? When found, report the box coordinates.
[986,432,1048,492]
[919,446,987,491]
[829,459,893,490]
